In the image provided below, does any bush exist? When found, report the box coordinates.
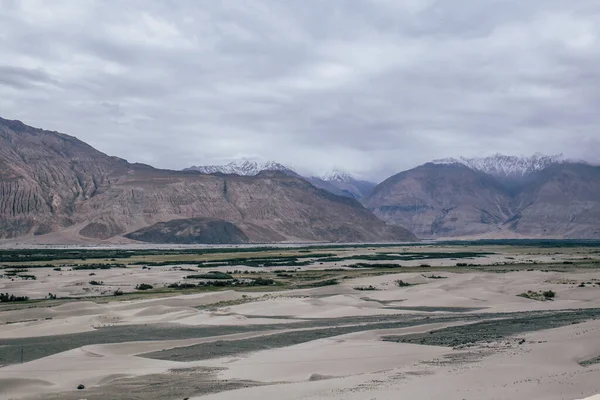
[185,272,233,280]
[53,267,62,271]
[0,293,29,302]
[168,283,197,290]
[395,280,413,287]
[113,289,124,296]
[423,274,446,279]
[354,285,378,291]
[251,277,275,286]
[135,283,154,291]
[89,280,104,286]
[519,290,555,301]
[48,293,57,300]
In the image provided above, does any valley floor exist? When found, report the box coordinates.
[1,243,600,400]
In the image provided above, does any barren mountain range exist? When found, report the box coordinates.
[363,159,600,239]
[0,117,415,244]
[2,116,599,243]
[185,162,375,199]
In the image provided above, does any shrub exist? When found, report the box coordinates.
[424,274,446,279]
[53,267,62,271]
[135,283,153,291]
[185,272,233,280]
[354,285,378,291]
[519,290,555,301]
[168,283,197,290]
[48,293,57,300]
[395,280,413,287]
[0,293,29,302]
[251,277,275,286]
[113,289,124,296]
[89,280,104,286]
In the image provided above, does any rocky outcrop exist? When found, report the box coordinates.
[0,117,416,243]
[125,218,249,244]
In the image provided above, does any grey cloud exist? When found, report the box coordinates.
[1,0,599,181]
[0,65,57,88]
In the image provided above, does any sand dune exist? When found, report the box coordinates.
[2,248,600,400]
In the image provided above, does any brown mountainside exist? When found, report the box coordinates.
[0,117,416,243]
[363,162,600,239]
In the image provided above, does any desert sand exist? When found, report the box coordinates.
[1,245,600,399]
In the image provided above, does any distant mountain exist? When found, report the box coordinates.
[0,117,417,243]
[432,154,564,178]
[313,169,376,199]
[185,163,376,199]
[363,155,600,239]
[184,160,295,176]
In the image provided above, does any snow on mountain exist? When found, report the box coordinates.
[184,160,294,176]
[432,153,564,177]
[185,163,375,198]
[320,169,356,183]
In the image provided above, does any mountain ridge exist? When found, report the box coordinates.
[431,153,566,178]
[0,117,416,244]
[185,161,376,199]
[363,158,600,239]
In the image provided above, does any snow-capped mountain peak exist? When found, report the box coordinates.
[185,160,293,176]
[321,169,356,183]
[432,153,564,177]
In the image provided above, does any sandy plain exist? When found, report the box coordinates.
[1,243,600,400]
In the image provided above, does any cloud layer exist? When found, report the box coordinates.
[1,0,599,180]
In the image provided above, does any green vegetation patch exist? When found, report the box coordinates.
[518,290,555,301]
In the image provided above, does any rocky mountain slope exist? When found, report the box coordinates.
[363,157,600,239]
[185,162,376,199]
[0,117,416,243]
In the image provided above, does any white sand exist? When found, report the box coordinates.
[2,262,600,399]
[194,319,600,400]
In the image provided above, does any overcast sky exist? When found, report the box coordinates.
[1,0,599,180]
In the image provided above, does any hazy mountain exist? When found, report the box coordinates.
[316,169,376,198]
[364,155,600,239]
[185,163,376,199]
[0,117,416,243]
